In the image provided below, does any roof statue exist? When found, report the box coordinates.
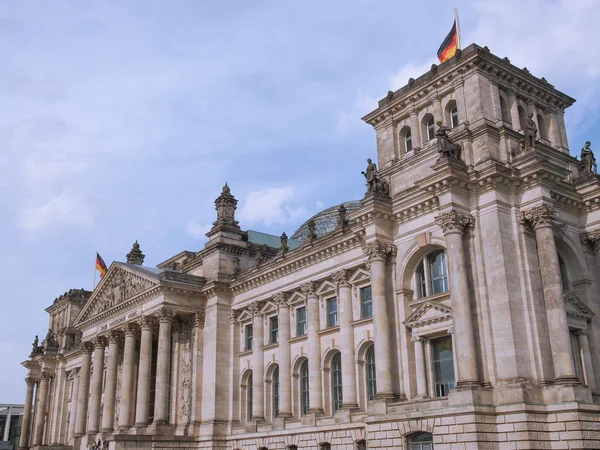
[524,113,538,149]
[361,158,389,196]
[278,232,289,255]
[126,240,145,266]
[577,141,598,181]
[335,203,349,231]
[436,121,462,161]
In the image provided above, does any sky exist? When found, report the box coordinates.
[1,0,599,403]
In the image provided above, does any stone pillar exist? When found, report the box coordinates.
[409,109,422,150]
[519,205,578,383]
[302,282,324,413]
[435,211,479,386]
[333,270,358,408]
[507,90,521,130]
[101,331,120,432]
[153,309,174,425]
[3,406,11,442]
[67,372,79,441]
[135,316,154,427]
[577,329,597,390]
[190,312,205,426]
[432,96,442,124]
[363,242,395,398]
[250,301,265,420]
[275,294,292,417]
[118,323,137,429]
[88,337,106,433]
[32,372,51,446]
[75,343,93,436]
[49,361,66,444]
[412,336,428,398]
[548,109,562,149]
[18,376,36,449]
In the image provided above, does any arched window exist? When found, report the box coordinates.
[500,96,511,125]
[331,352,343,413]
[559,254,569,290]
[518,105,527,132]
[247,372,253,421]
[408,432,434,450]
[416,250,449,298]
[405,128,412,152]
[272,366,279,418]
[450,105,459,128]
[300,360,309,415]
[356,440,367,450]
[426,116,435,141]
[321,444,331,450]
[288,446,298,450]
[537,113,548,140]
[366,345,377,400]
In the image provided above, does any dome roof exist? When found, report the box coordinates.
[291,200,362,241]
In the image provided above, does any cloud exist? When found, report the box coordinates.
[186,222,212,241]
[336,91,378,133]
[238,186,312,228]
[390,59,438,91]
[17,190,93,233]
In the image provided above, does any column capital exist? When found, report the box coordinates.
[91,336,107,348]
[106,330,123,344]
[300,281,318,298]
[229,309,239,324]
[273,292,289,309]
[25,376,37,387]
[518,204,558,230]
[362,241,394,262]
[411,335,425,343]
[155,308,176,323]
[194,312,206,328]
[248,301,264,317]
[121,322,138,336]
[581,229,600,253]
[82,341,94,353]
[447,326,454,335]
[434,210,474,235]
[137,315,157,330]
[40,371,52,382]
[332,269,351,288]
[576,328,589,337]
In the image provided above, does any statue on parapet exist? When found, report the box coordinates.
[31,335,39,353]
[524,113,537,149]
[578,141,598,180]
[436,121,462,161]
[362,159,390,196]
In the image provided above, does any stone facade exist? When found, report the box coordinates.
[20,44,600,450]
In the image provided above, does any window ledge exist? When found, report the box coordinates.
[289,334,308,343]
[263,342,279,350]
[410,291,450,306]
[238,349,252,357]
[352,316,373,327]
[318,325,340,336]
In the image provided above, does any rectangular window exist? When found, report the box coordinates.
[570,331,584,383]
[360,286,373,318]
[432,337,456,397]
[270,316,278,344]
[327,298,338,327]
[297,307,307,336]
[245,324,253,351]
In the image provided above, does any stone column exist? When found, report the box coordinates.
[412,336,428,398]
[32,372,51,446]
[49,361,66,444]
[118,323,137,429]
[302,282,324,413]
[409,109,422,150]
[520,205,578,383]
[250,301,265,420]
[432,96,442,124]
[363,242,395,398]
[88,337,106,433]
[67,372,79,441]
[333,270,358,408]
[3,406,11,442]
[18,377,36,449]
[435,211,479,386]
[507,90,521,130]
[153,309,174,425]
[75,343,93,436]
[577,329,597,390]
[275,294,292,417]
[135,316,154,427]
[101,331,120,432]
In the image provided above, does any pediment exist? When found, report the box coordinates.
[565,291,594,320]
[287,291,305,305]
[404,301,452,328]
[348,268,370,285]
[316,280,337,297]
[76,264,159,325]
[261,300,278,315]
[236,309,252,323]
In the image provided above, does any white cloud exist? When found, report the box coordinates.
[389,59,438,91]
[238,186,312,227]
[186,222,212,241]
[17,190,93,233]
[336,91,378,133]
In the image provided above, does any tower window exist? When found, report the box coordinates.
[405,128,413,152]
[331,352,343,412]
[450,105,459,128]
[427,117,435,140]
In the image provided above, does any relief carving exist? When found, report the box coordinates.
[178,318,193,423]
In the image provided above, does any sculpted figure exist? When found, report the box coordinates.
[524,113,537,149]
[32,335,39,352]
[580,141,598,176]
[436,121,462,161]
[361,159,390,196]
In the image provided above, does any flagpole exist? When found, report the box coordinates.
[93,250,97,290]
[454,4,462,50]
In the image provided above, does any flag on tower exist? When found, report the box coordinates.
[437,20,459,63]
[96,252,108,278]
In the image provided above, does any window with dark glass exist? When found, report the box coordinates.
[429,250,448,295]
[356,440,367,450]
[366,345,377,400]
[361,286,372,318]
[559,254,569,290]
[247,372,253,421]
[327,298,338,327]
[427,117,435,140]
[270,316,278,344]
[432,337,455,397]
[288,446,298,450]
[272,366,279,418]
[409,432,434,450]
[450,105,459,128]
[416,262,427,299]
[321,444,331,450]
[331,352,343,413]
[405,128,413,152]
[297,307,307,336]
[245,324,253,351]
[300,360,309,414]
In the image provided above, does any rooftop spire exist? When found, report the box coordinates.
[212,182,239,229]
[126,240,145,265]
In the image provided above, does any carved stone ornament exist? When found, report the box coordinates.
[156,308,175,322]
[362,241,394,262]
[518,204,558,230]
[436,122,463,161]
[25,376,36,387]
[229,310,239,324]
[576,141,598,182]
[575,328,589,337]
[447,326,454,335]
[40,372,52,382]
[332,269,351,288]
[335,204,349,231]
[122,322,138,335]
[213,182,240,230]
[410,335,424,343]
[194,312,206,328]
[361,158,390,196]
[434,210,474,235]
[82,341,94,353]
[300,281,317,298]
[580,229,600,252]
[126,240,145,266]
[273,292,288,309]
[278,232,289,255]
[248,301,263,317]
[137,315,156,331]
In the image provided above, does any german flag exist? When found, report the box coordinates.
[437,21,459,63]
[96,252,108,278]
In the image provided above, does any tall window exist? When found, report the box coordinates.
[245,324,253,351]
[327,298,338,327]
[427,117,435,140]
[247,372,253,421]
[270,316,278,344]
[300,360,309,414]
[361,286,373,318]
[416,250,449,298]
[500,96,511,125]
[558,254,569,290]
[366,345,377,400]
[404,128,413,152]
[331,352,343,413]
[297,307,307,336]
[272,366,279,418]
[321,444,331,450]
[356,441,367,450]
[450,105,459,128]
[409,432,434,450]
[432,337,455,397]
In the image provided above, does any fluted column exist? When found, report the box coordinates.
[101,331,120,432]
[32,372,51,446]
[302,282,324,413]
[519,205,579,384]
[363,242,395,398]
[88,337,106,433]
[577,329,597,390]
[154,309,174,425]
[67,372,79,441]
[135,316,154,427]
[435,211,479,386]
[18,376,36,449]
[75,342,93,436]
[275,294,292,417]
[412,336,428,398]
[409,109,422,150]
[333,270,358,408]
[118,323,137,429]
[249,301,265,420]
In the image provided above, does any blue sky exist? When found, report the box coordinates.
[1,0,599,402]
